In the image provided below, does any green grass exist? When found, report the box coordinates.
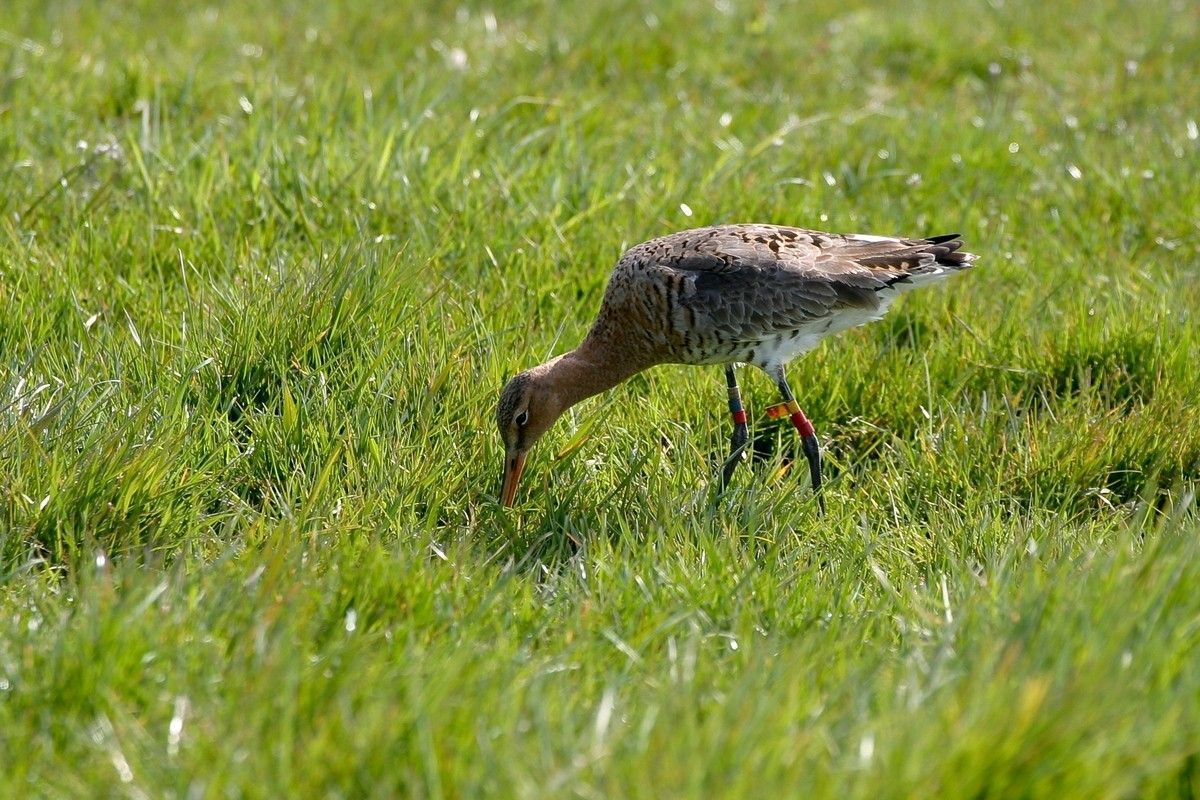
[2,0,1199,795]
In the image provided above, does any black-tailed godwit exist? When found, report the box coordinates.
[497,224,976,509]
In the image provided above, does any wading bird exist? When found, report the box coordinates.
[497,224,976,509]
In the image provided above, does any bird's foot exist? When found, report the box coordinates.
[719,438,749,490]
[800,432,825,514]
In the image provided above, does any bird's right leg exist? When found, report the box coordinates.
[771,368,825,514]
[720,365,750,489]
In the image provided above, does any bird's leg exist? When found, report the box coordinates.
[773,369,825,513]
[720,365,750,489]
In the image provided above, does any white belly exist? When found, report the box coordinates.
[749,290,898,369]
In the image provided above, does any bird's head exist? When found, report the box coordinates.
[496,367,569,507]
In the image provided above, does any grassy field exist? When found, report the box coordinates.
[2,0,1199,796]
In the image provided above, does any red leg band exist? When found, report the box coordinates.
[790,411,815,438]
[732,409,748,425]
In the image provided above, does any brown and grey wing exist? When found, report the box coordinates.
[630,224,974,280]
[672,260,889,347]
[610,224,975,351]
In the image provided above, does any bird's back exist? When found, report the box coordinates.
[585,224,976,370]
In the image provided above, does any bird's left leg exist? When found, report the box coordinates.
[771,367,825,513]
[720,365,750,489]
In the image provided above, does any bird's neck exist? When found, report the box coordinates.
[541,337,647,411]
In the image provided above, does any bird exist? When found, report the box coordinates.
[496,223,976,509]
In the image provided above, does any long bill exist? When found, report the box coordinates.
[500,450,528,507]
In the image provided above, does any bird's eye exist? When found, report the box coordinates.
[515,410,529,427]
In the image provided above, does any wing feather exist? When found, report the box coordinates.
[596,224,975,357]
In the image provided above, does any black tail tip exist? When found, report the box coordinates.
[925,232,962,245]
[924,233,976,268]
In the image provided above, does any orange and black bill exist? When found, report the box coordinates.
[500,450,528,507]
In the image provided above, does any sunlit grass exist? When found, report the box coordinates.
[1,0,1198,796]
